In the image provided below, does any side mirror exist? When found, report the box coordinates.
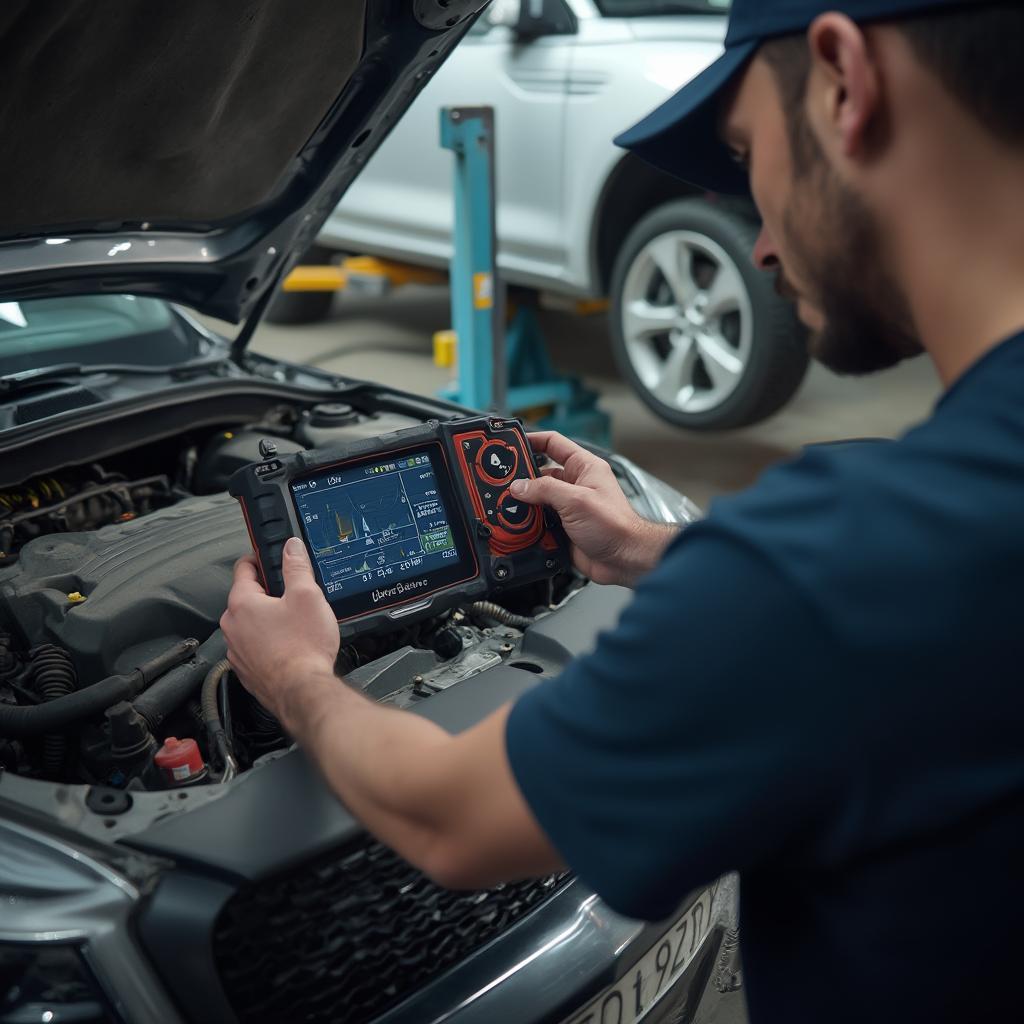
[488,0,577,39]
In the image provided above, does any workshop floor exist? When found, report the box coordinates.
[247,285,942,510]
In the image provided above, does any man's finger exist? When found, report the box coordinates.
[527,431,588,466]
[232,556,266,594]
[282,536,317,591]
[509,474,580,513]
[540,466,566,482]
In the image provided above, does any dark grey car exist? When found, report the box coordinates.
[0,2,741,1022]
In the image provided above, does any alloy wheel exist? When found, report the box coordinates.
[618,230,754,417]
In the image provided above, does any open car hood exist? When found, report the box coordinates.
[0,0,485,328]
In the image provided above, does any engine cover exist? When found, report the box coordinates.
[0,495,248,682]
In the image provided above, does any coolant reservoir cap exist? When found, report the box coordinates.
[308,402,356,426]
[154,736,204,782]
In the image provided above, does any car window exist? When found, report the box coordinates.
[0,295,205,377]
[595,0,729,14]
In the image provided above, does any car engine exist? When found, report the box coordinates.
[0,402,582,793]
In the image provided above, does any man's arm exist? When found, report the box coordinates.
[511,432,679,588]
[220,548,563,889]
[219,430,678,886]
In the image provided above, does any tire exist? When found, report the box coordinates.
[609,199,809,431]
[264,245,338,325]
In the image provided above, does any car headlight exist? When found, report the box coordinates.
[0,943,116,1024]
[608,454,704,526]
[0,815,136,1024]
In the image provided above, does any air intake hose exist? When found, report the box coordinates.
[133,631,228,729]
[28,645,76,775]
[0,639,198,738]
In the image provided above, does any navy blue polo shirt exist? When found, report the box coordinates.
[506,332,1024,1024]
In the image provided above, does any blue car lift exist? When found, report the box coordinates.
[437,107,610,446]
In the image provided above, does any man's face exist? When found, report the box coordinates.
[722,54,922,376]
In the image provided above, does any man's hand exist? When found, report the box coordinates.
[220,538,341,730]
[510,432,679,588]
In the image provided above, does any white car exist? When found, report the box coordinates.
[293,0,808,431]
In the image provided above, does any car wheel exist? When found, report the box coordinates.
[609,199,808,431]
[265,245,338,325]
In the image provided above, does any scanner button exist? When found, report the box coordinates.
[496,490,535,532]
[477,441,518,485]
[256,495,279,516]
[262,520,290,543]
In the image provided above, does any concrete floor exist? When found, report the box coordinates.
[246,285,941,509]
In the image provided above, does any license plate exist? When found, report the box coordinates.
[563,886,716,1024]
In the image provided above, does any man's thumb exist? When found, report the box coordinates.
[510,475,577,514]
[282,536,316,589]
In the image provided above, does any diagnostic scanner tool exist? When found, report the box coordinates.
[228,417,570,639]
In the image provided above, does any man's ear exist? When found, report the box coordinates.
[806,13,882,161]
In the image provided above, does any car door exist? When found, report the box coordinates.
[321,3,574,285]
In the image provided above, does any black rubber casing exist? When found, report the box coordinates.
[228,416,570,639]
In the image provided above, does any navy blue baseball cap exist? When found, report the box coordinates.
[615,0,980,195]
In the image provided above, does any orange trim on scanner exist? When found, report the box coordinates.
[451,428,544,557]
[236,497,271,593]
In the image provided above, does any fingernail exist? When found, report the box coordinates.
[285,537,305,557]
[510,479,527,497]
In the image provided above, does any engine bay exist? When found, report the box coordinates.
[0,399,585,797]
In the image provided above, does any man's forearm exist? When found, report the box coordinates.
[221,540,559,887]
[279,672,459,870]
[275,672,560,889]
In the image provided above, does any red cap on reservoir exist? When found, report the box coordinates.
[154,737,205,784]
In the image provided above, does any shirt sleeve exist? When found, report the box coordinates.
[505,527,855,921]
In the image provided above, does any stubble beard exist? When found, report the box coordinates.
[780,133,923,376]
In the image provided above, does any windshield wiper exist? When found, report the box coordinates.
[0,364,86,395]
[0,356,232,396]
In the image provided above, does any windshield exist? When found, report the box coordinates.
[596,1,729,14]
[0,296,206,377]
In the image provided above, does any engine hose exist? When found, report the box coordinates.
[200,659,239,782]
[219,672,234,749]
[200,659,230,730]
[29,645,76,777]
[0,631,18,680]
[133,632,228,729]
[470,601,535,629]
[0,639,198,738]
[187,699,206,733]
[0,526,14,562]
[244,694,284,754]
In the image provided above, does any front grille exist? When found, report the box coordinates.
[212,834,571,1024]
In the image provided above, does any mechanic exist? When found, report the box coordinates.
[221,1,1024,1020]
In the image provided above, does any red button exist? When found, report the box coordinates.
[476,441,518,486]
[497,489,536,532]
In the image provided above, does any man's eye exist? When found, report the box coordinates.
[730,149,750,170]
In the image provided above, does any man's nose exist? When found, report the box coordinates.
[753,224,780,272]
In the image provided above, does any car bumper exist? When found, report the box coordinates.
[78,874,740,1024]
[378,875,742,1024]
